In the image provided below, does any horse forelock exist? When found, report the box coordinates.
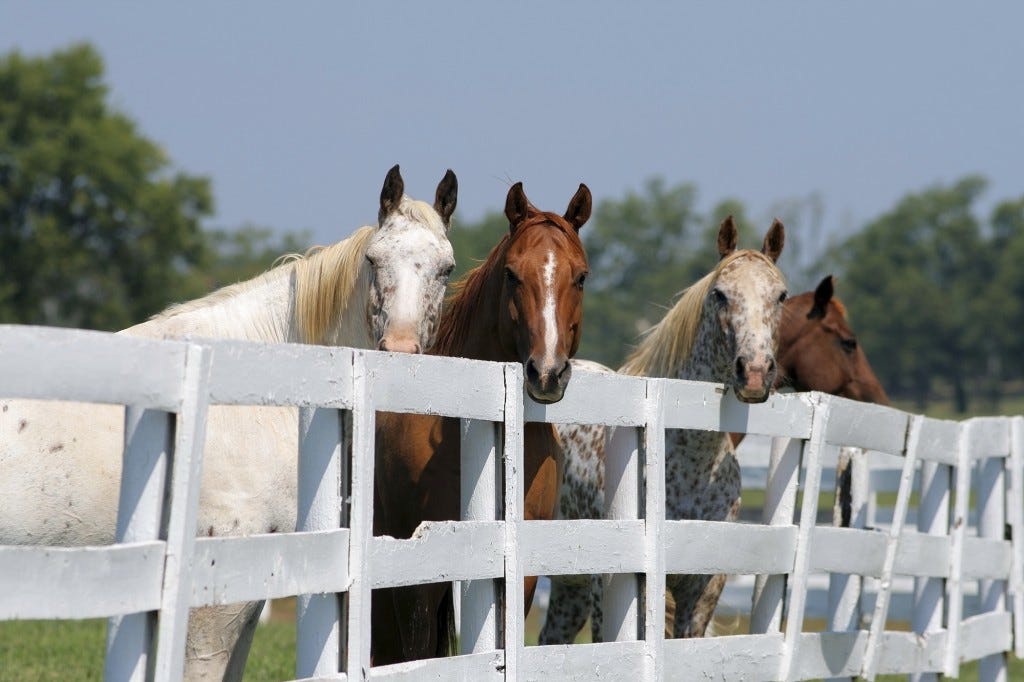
[385,197,448,237]
[620,250,784,378]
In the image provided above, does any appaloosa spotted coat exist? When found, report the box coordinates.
[539,217,787,643]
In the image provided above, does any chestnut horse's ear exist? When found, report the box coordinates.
[505,182,530,233]
[809,275,834,320]
[563,184,592,232]
[762,218,785,263]
[434,169,458,230]
[379,164,404,224]
[717,215,738,259]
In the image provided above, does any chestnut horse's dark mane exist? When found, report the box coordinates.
[433,210,581,357]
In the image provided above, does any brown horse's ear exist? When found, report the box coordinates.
[563,184,592,232]
[762,218,785,263]
[809,275,834,319]
[433,169,458,230]
[717,215,738,259]
[505,182,530,233]
[379,164,404,224]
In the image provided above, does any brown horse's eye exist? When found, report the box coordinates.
[575,272,587,289]
[840,337,858,353]
[505,268,520,286]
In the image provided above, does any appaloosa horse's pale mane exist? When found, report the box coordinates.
[620,250,783,379]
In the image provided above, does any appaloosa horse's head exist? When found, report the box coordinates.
[366,164,457,354]
[498,182,591,403]
[709,216,788,403]
[777,275,889,404]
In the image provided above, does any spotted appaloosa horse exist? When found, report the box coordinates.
[372,181,591,664]
[0,165,457,681]
[539,216,787,644]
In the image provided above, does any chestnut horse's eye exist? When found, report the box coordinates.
[575,272,587,290]
[840,337,858,353]
[711,288,727,305]
[505,268,520,286]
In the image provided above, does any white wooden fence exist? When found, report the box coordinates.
[1,324,1022,681]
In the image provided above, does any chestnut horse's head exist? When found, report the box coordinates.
[777,275,889,404]
[499,182,591,403]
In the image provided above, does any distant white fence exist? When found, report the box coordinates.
[1,325,1022,681]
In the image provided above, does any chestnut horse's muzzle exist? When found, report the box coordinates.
[525,355,572,404]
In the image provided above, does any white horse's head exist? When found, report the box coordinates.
[365,165,457,354]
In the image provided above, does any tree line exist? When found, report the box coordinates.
[3,45,1022,413]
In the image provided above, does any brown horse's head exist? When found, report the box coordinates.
[777,275,889,404]
[499,182,591,403]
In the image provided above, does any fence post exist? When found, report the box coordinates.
[502,364,525,681]
[460,417,500,653]
[751,435,803,634]
[1009,417,1024,660]
[105,407,174,682]
[344,353,374,678]
[602,418,641,642]
[642,380,666,682]
[910,457,951,682]
[296,407,345,677]
[977,452,1008,682]
[779,394,830,681]
[147,344,211,682]
[826,446,868,633]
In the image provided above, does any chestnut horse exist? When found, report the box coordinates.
[372,181,592,664]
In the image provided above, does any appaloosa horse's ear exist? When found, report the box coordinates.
[563,184,592,232]
[809,275,834,320]
[717,215,738,259]
[379,164,405,224]
[762,218,785,263]
[505,182,530,233]
[434,169,458,230]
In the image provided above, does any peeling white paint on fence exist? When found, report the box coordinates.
[0,324,1021,681]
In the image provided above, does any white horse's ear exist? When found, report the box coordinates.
[505,182,530,234]
[434,169,458,230]
[762,218,785,263]
[718,215,738,259]
[379,164,404,224]
[563,184,592,232]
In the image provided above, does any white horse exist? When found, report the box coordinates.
[0,164,457,680]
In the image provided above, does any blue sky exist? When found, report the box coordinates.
[4,3,1022,248]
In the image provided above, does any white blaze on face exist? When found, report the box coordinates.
[542,249,559,366]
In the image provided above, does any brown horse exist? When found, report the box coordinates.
[372,181,592,664]
[776,274,888,404]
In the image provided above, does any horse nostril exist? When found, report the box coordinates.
[525,358,541,384]
[557,360,572,381]
[735,357,746,379]
[767,358,776,374]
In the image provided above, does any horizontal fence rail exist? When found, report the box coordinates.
[0,325,1021,681]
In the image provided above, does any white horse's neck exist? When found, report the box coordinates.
[124,261,372,349]
[676,305,731,385]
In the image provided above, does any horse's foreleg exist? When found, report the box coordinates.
[537,575,592,645]
[668,573,725,638]
[184,601,263,681]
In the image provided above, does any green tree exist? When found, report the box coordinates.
[828,176,991,412]
[0,44,213,330]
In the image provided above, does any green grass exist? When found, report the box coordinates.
[0,607,295,682]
